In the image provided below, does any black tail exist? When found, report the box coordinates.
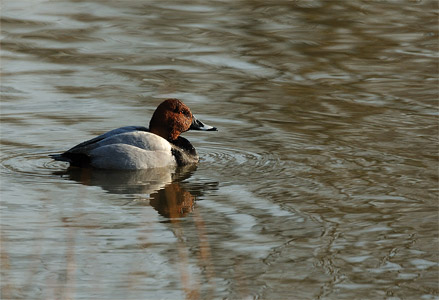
[49,153,91,167]
[50,153,71,162]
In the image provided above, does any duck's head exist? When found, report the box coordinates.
[149,98,217,141]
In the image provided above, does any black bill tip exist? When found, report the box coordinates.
[190,115,217,131]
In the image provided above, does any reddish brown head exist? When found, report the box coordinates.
[149,99,217,141]
[149,99,193,141]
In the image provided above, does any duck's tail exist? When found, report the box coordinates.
[49,153,71,162]
[49,152,91,167]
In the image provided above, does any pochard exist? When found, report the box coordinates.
[50,99,217,170]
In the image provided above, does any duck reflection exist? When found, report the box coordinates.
[54,164,216,218]
[149,182,195,218]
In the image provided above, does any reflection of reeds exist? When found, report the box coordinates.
[1,231,13,299]
[56,219,77,300]
[193,209,215,299]
[233,256,249,299]
[173,225,201,300]
[51,169,88,299]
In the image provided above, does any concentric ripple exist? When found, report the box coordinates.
[198,145,289,179]
[1,151,66,179]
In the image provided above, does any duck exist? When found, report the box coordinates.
[50,99,217,170]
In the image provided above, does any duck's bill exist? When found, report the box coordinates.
[190,115,217,131]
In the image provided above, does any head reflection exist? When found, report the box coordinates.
[149,183,195,218]
[54,164,216,218]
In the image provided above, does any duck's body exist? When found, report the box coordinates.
[51,99,216,170]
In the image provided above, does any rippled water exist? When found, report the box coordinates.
[1,0,438,299]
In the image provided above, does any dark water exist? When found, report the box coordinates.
[1,0,438,299]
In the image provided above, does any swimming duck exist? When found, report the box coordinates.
[50,99,217,170]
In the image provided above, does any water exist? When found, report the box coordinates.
[1,0,438,299]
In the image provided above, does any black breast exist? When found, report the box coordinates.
[170,136,199,165]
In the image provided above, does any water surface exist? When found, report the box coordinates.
[1,0,438,299]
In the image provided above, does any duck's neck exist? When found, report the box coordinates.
[149,127,168,140]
